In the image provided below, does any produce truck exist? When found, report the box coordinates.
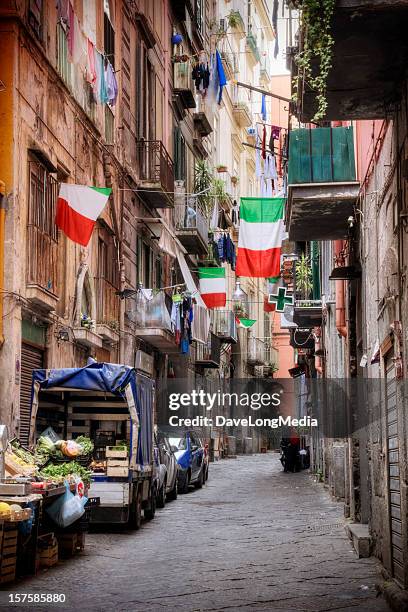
[28,362,156,527]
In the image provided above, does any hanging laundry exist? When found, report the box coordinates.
[271,125,281,140]
[255,129,262,178]
[262,125,267,160]
[86,39,97,84]
[67,1,75,59]
[264,154,278,180]
[214,50,227,105]
[266,179,273,198]
[192,62,210,96]
[269,128,275,154]
[94,50,108,104]
[210,200,219,231]
[272,0,279,58]
[105,60,118,105]
[261,94,267,122]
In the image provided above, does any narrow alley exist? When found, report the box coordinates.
[13,455,389,612]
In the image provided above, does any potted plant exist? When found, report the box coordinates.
[216,164,228,173]
[231,175,239,185]
[295,253,313,299]
[80,313,95,331]
[228,10,241,30]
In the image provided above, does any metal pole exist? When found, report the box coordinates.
[235,81,292,104]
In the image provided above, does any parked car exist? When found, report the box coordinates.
[167,430,207,493]
[155,430,178,507]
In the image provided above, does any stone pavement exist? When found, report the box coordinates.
[6,454,390,611]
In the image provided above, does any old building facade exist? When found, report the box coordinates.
[0,0,280,456]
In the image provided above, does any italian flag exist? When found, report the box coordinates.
[236,197,285,278]
[235,316,256,328]
[56,184,112,246]
[198,267,226,308]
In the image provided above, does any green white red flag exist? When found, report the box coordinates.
[235,316,256,329]
[56,184,112,246]
[236,197,285,278]
[198,267,226,308]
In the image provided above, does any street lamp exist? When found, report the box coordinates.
[232,279,244,303]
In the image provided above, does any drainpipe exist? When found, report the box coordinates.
[0,181,6,348]
[334,240,347,338]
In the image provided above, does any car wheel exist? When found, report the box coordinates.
[128,487,142,530]
[194,466,204,489]
[157,482,166,508]
[180,470,190,494]
[144,485,156,520]
[167,476,178,501]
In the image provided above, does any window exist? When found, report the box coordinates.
[28,158,58,241]
[137,237,154,288]
[174,127,186,181]
[96,228,119,322]
[28,0,43,41]
[56,23,71,88]
[104,6,115,68]
[105,106,114,144]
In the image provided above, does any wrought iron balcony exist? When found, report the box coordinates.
[194,333,221,368]
[247,337,266,366]
[136,140,174,208]
[174,197,209,255]
[174,61,196,109]
[246,17,261,62]
[287,127,359,241]
[211,310,238,344]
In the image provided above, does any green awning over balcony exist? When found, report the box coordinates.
[288,127,356,185]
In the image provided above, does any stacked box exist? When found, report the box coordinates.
[37,533,58,569]
[57,533,77,558]
[1,523,17,584]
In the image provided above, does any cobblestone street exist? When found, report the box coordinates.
[7,454,389,612]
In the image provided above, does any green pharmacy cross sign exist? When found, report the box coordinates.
[268,287,294,313]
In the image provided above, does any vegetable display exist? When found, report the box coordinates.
[40,462,92,487]
[75,436,94,455]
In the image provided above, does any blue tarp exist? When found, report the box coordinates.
[30,362,153,469]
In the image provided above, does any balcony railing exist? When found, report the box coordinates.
[246,17,261,62]
[174,61,196,109]
[27,225,59,297]
[136,140,174,208]
[232,86,253,128]
[194,333,221,368]
[247,337,265,365]
[174,197,209,255]
[212,310,238,344]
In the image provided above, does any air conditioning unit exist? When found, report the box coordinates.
[135,350,154,377]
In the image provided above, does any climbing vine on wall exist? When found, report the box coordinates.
[293,0,336,122]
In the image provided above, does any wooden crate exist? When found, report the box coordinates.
[57,533,77,558]
[106,466,128,477]
[107,458,128,467]
[105,446,128,459]
[0,567,16,584]
[39,543,59,568]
